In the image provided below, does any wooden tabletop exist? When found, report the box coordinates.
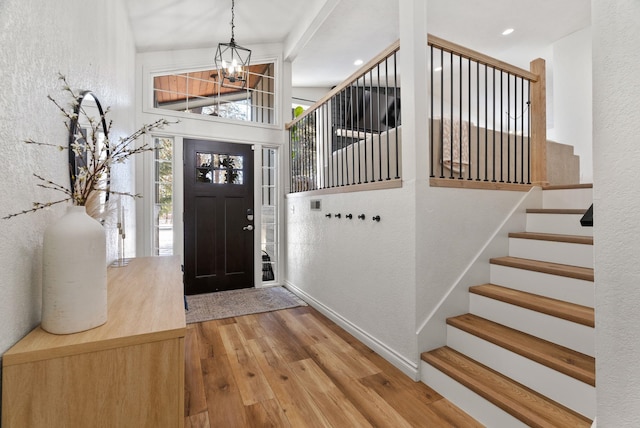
[3,256,186,366]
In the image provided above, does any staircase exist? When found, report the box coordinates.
[421,184,595,427]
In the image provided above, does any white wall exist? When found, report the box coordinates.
[592,0,640,425]
[416,187,535,351]
[549,27,593,183]
[284,0,529,378]
[292,86,331,106]
[286,187,419,375]
[0,0,136,359]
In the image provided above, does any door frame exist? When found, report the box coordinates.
[137,134,277,288]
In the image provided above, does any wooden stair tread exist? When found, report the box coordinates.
[541,183,593,190]
[447,314,595,386]
[526,208,587,214]
[470,284,594,327]
[508,232,593,245]
[490,256,594,281]
[421,347,592,428]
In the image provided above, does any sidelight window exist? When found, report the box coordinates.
[153,137,173,256]
[261,148,278,282]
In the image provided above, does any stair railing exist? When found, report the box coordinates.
[428,35,546,186]
[287,41,402,194]
[286,35,547,194]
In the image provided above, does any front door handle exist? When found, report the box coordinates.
[243,225,254,231]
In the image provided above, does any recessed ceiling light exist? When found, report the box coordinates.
[354,59,364,66]
[502,28,514,36]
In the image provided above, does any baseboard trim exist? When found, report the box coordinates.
[284,281,420,380]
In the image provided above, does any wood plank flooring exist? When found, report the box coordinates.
[185,305,482,427]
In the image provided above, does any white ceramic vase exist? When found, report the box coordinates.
[41,205,107,334]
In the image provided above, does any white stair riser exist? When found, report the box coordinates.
[490,264,594,308]
[542,188,592,210]
[421,361,529,428]
[526,213,593,236]
[508,238,593,268]
[470,294,595,357]
[447,326,595,419]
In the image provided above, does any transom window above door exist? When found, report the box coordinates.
[152,62,275,125]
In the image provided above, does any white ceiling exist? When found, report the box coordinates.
[123,0,590,88]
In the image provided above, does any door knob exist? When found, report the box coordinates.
[243,225,254,231]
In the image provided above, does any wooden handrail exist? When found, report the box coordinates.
[427,35,538,82]
[286,40,400,129]
[286,34,543,130]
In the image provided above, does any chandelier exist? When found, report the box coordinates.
[214,0,251,89]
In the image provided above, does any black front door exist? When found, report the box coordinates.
[184,139,254,295]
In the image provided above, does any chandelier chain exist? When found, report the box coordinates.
[230,0,236,42]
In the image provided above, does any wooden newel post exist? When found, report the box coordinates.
[530,58,548,187]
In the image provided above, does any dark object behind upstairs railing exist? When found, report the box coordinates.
[288,42,402,193]
[581,204,593,227]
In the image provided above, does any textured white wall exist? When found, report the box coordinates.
[285,186,526,374]
[284,0,528,377]
[551,27,593,183]
[0,0,136,357]
[592,0,640,425]
[286,188,418,370]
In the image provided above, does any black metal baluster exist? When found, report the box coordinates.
[520,77,524,184]
[378,64,383,181]
[359,77,365,183]
[468,57,472,180]
[355,77,361,184]
[294,115,299,192]
[492,67,496,182]
[527,80,531,184]
[290,121,294,192]
[307,115,312,189]
[345,86,350,186]
[430,45,434,178]
[513,75,518,184]
[303,114,307,191]
[507,72,511,183]
[366,69,372,183]
[345,83,356,185]
[484,63,488,181]
[299,115,304,191]
[302,115,307,190]
[295,115,301,192]
[330,94,335,188]
[384,58,390,181]
[440,49,444,178]
[321,104,325,189]
[394,50,399,179]
[476,60,480,181]
[449,51,454,179]
[458,53,463,179]
[338,90,343,187]
[499,70,504,183]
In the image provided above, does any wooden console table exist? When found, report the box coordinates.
[2,256,186,428]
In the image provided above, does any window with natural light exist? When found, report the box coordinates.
[152,62,276,125]
[153,137,173,256]
[261,148,278,282]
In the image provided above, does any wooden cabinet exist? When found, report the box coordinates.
[2,256,186,428]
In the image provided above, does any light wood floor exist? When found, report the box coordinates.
[184,305,482,427]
